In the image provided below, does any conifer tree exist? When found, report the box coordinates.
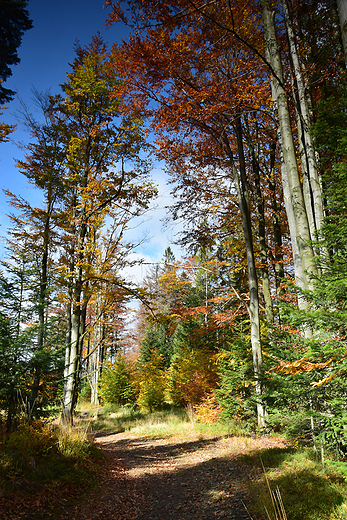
[0,0,32,103]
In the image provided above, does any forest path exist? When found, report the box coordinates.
[68,430,286,520]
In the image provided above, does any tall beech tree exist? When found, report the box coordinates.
[106,0,345,423]
[259,0,318,302]
[107,0,287,426]
[107,0,343,291]
[6,36,156,425]
[56,38,156,424]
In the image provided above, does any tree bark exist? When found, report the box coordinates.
[249,134,274,323]
[223,116,266,428]
[283,0,324,242]
[62,301,81,425]
[267,140,285,296]
[337,0,347,66]
[260,0,317,300]
[62,218,87,425]
[30,194,54,407]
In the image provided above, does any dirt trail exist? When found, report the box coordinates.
[68,431,285,520]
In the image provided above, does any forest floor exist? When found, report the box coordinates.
[2,429,286,520]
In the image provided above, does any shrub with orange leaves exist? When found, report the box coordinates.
[193,393,222,425]
[167,347,219,406]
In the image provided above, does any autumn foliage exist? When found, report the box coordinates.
[1,0,347,466]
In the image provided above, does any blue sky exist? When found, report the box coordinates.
[0,0,181,277]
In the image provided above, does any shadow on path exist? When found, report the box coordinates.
[96,435,258,520]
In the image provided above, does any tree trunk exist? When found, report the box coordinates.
[62,298,81,425]
[62,205,88,424]
[249,135,274,323]
[89,299,107,406]
[90,334,101,406]
[337,0,347,66]
[260,0,317,300]
[258,139,285,299]
[283,0,324,241]
[269,194,285,297]
[223,116,266,428]
[30,195,54,407]
[62,236,85,425]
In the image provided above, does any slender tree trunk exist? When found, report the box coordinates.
[90,321,101,406]
[62,271,86,425]
[283,0,324,241]
[269,141,285,291]
[78,296,88,361]
[90,299,107,405]
[31,195,54,407]
[62,220,87,425]
[259,139,285,298]
[64,288,72,388]
[63,245,74,417]
[268,174,285,296]
[337,0,347,66]
[62,289,81,425]
[260,0,317,300]
[223,116,266,428]
[249,137,274,323]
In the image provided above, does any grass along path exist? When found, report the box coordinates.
[3,406,347,519]
[73,407,347,520]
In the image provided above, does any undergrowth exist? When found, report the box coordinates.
[3,404,347,520]
[242,447,347,520]
[0,420,102,495]
[87,403,247,439]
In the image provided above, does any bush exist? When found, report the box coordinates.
[193,393,222,425]
[98,355,138,405]
[4,421,57,465]
[0,420,101,494]
[57,426,91,459]
[167,347,218,406]
[137,350,167,412]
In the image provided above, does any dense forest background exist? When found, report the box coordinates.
[1,0,347,463]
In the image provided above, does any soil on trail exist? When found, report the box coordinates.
[1,430,286,519]
[67,431,285,520]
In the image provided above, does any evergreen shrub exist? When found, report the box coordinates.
[98,355,138,405]
[137,350,167,412]
[216,338,255,422]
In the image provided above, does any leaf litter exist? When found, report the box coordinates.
[0,431,285,519]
